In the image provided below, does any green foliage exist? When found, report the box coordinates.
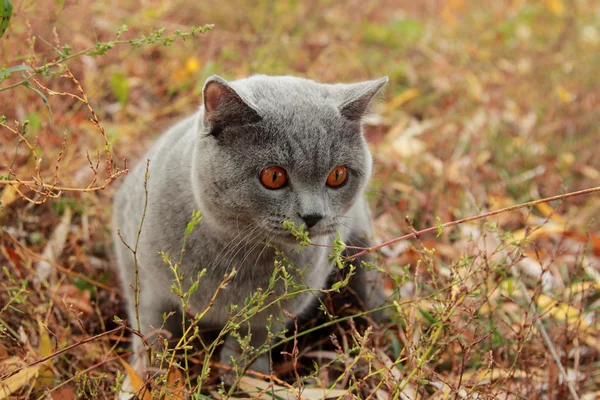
[109,72,129,105]
[282,220,311,247]
[362,18,424,50]
[0,0,12,38]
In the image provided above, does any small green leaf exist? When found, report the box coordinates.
[23,82,53,117]
[0,64,32,80]
[418,307,436,325]
[0,0,13,39]
[73,277,95,292]
[109,72,129,105]
[188,281,199,295]
[507,278,514,296]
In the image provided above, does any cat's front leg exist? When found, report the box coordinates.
[218,320,282,379]
[344,237,387,323]
[119,288,181,399]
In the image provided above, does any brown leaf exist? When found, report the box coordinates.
[0,364,43,398]
[50,386,77,400]
[119,359,151,400]
[166,367,186,400]
[54,284,94,316]
[36,206,72,282]
[35,321,54,389]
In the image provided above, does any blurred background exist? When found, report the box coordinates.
[1,0,599,398]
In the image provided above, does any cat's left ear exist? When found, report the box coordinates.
[339,77,388,121]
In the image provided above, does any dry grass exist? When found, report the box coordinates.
[1,0,599,399]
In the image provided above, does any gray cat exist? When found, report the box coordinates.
[112,74,387,378]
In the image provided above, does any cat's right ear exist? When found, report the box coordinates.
[202,75,262,135]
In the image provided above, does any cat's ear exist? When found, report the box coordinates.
[339,77,388,121]
[202,75,262,134]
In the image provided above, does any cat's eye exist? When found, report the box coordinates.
[260,166,288,189]
[326,166,348,188]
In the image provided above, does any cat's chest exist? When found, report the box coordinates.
[187,243,333,325]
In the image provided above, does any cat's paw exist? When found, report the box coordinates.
[219,335,271,383]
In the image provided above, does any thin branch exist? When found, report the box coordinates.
[341,185,600,260]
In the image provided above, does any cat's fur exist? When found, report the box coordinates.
[112,74,387,376]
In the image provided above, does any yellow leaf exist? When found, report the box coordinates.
[166,367,185,400]
[536,294,589,327]
[0,184,18,209]
[512,223,568,241]
[35,321,54,389]
[185,57,201,74]
[119,359,152,400]
[387,88,419,110]
[535,202,564,223]
[555,85,574,103]
[238,375,349,400]
[0,364,42,398]
[465,72,483,100]
[565,281,598,296]
[545,0,565,16]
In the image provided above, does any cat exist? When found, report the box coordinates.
[112,74,388,383]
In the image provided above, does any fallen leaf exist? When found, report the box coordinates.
[0,343,8,360]
[165,367,185,400]
[555,85,574,103]
[535,202,564,223]
[0,357,23,375]
[237,376,347,400]
[0,364,42,398]
[54,284,94,316]
[36,206,72,282]
[545,0,565,16]
[386,88,419,110]
[0,184,19,209]
[119,359,151,400]
[50,386,77,400]
[35,321,54,389]
[535,294,589,328]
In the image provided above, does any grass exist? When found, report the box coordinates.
[1,0,599,398]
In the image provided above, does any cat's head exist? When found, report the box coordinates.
[192,74,387,245]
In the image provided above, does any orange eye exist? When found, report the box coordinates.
[260,166,288,189]
[326,166,348,188]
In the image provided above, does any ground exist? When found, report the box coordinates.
[0,0,599,399]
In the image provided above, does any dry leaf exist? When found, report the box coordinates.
[54,284,94,316]
[0,184,19,209]
[50,386,77,400]
[119,359,151,400]
[165,367,186,400]
[237,376,347,400]
[545,0,565,16]
[36,206,72,282]
[0,364,42,398]
[535,294,589,328]
[0,343,8,360]
[35,321,54,389]
[387,88,419,110]
[535,202,564,223]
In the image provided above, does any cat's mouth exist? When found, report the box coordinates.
[263,224,336,244]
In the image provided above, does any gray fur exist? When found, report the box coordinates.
[112,74,387,375]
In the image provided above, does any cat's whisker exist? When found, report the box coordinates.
[210,223,260,270]
[235,237,270,280]
[222,224,264,275]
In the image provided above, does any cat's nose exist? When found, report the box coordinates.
[300,213,323,229]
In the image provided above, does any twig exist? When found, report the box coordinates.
[342,185,600,260]
[1,326,125,378]
[460,187,581,400]
[517,278,580,400]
